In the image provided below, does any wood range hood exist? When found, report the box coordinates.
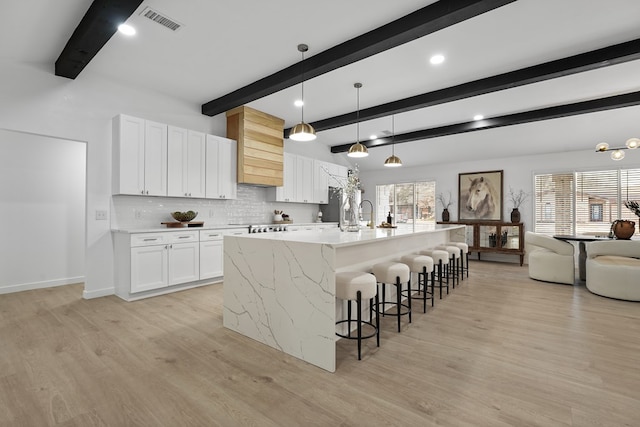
[226,106,284,187]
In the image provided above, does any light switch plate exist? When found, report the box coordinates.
[95,210,108,220]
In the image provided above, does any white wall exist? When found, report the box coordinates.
[0,62,217,298]
[0,129,85,293]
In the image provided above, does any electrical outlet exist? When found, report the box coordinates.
[135,210,142,219]
[95,210,107,220]
[209,209,215,217]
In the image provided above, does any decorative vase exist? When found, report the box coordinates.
[442,208,450,222]
[511,208,520,223]
[273,214,283,222]
[340,191,360,232]
[611,219,635,240]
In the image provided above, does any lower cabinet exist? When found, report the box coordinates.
[114,227,248,300]
[129,230,199,293]
[199,230,224,280]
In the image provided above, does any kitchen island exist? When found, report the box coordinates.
[223,224,465,372]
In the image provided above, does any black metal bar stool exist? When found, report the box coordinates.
[435,245,461,289]
[400,254,435,313]
[335,271,379,360]
[372,261,411,333]
[419,249,450,299]
[451,242,469,279]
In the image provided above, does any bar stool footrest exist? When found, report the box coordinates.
[335,320,378,340]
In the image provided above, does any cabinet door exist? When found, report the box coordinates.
[218,137,237,199]
[167,125,188,197]
[296,156,314,203]
[144,120,168,196]
[131,245,169,293]
[206,135,237,199]
[169,242,200,285]
[186,130,206,198]
[199,240,223,279]
[314,160,329,204]
[277,152,296,202]
[113,114,145,195]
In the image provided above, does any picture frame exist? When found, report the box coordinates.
[458,170,503,221]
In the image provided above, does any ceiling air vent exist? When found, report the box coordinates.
[140,7,182,32]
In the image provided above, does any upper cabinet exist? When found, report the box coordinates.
[167,126,206,198]
[268,154,347,204]
[206,135,237,199]
[113,114,167,196]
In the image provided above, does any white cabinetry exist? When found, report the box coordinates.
[314,160,330,204]
[199,230,223,280]
[113,114,168,196]
[205,135,237,199]
[270,154,329,203]
[168,126,206,198]
[199,228,247,279]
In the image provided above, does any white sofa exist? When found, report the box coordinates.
[525,231,575,285]
[586,240,640,301]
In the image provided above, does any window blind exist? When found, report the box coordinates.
[534,173,574,235]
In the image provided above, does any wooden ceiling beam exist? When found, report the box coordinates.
[330,91,640,153]
[201,0,516,116]
[55,0,144,79]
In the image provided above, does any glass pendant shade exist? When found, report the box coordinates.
[626,138,640,149]
[290,44,316,142]
[347,82,368,158]
[611,149,625,161]
[595,142,609,152]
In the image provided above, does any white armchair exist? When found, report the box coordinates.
[586,240,640,301]
[525,231,575,285]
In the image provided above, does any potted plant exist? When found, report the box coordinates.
[436,191,454,222]
[508,187,529,223]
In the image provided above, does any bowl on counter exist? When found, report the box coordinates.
[171,211,198,222]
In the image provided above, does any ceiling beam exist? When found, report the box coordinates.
[55,0,144,79]
[330,91,640,153]
[293,38,640,137]
[201,0,517,116]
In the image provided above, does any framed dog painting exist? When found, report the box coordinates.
[458,170,503,221]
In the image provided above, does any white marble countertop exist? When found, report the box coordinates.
[111,222,338,234]
[232,224,464,248]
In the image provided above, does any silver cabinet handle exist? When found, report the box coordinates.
[143,238,158,241]
[178,236,190,239]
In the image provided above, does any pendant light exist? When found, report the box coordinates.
[347,83,369,158]
[384,115,402,167]
[289,44,316,141]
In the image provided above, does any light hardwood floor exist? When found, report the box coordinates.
[1,261,639,426]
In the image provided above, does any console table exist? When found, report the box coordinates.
[438,221,525,266]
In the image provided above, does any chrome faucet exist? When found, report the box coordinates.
[360,199,375,228]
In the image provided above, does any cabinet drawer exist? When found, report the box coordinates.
[223,228,248,236]
[199,230,225,241]
[130,233,168,247]
[167,230,199,243]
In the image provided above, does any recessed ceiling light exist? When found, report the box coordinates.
[294,100,304,107]
[118,23,136,36]
[369,134,377,140]
[430,54,445,65]
[473,114,484,121]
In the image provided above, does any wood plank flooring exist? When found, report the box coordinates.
[1,261,638,426]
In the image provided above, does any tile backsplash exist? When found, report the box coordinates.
[111,185,320,229]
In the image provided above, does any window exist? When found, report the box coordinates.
[590,203,603,222]
[534,168,640,235]
[376,181,436,231]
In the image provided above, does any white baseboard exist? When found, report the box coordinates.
[82,286,115,299]
[0,276,84,295]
